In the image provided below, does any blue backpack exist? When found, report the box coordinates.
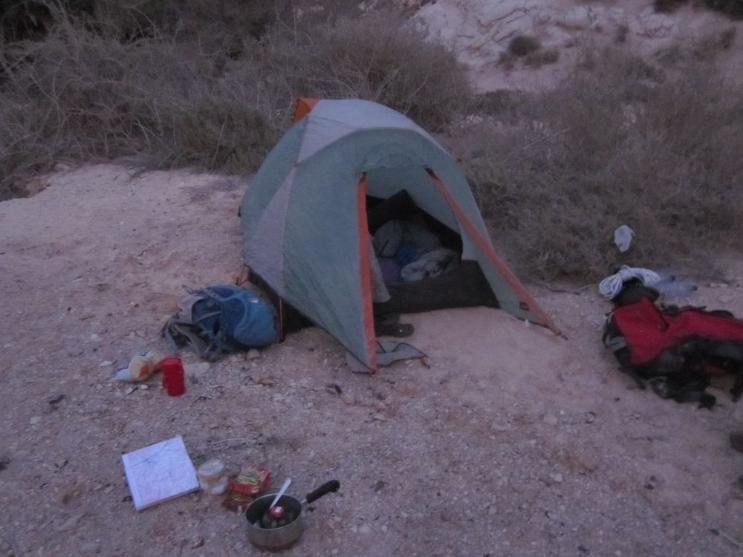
[163,285,278,361]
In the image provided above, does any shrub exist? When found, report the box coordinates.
[655,0,743,18]
[0,7,471,199]
[260,13,471,131]
[463,48,743,280]
[508,35,542,57]
[0,16,277,200]
[654,0,688,12]
[524,48,560,68]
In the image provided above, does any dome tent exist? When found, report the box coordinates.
[240,98,557,370]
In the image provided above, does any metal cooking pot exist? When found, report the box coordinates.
[245,480,340,551]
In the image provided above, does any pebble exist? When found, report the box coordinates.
[191,537,205,549]
[549,472,564,483]
[341,393,356,405]
[90,334,102,342]
[371,413,387,422]
[543,414,559,426]
[29,416,41,425]
[247,349,260,360]
[585,411,596,424]
[359,524,372,535]
[99,360,114,367]
[57,512,85,532]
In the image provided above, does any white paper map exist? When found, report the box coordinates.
[122,435,200,511]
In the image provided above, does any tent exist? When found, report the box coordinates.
[240,98,557,370]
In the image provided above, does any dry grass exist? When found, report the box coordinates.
[464,48,743,280]
[0,5,470,200]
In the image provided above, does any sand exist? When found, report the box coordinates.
[1,164,743,556]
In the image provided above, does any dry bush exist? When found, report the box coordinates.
[654,0,743,18]
[465,48,743,280]
[524,48,560,68]
[0,15,277,199]
[654,0,689,12]
[508,35,542,57]
[260,13,471,131]
[0,7,471,199]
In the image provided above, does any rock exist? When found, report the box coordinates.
[247,349,260,360]
[359,524,372,535]
[556,6,594,30]
[371,413,387,422]
[187,363,211,377]
[549,472,564,483]
[48,394,65,406]
[325,383,342,395]
[584,411,596,424]
[57,512,85,532]
[341,393,356,405]
[90,334,102,342]
[29,416,41,425]
[256,377,275,387]
[635,13,675,38]
[99,360,114,367]
[191,537,205,549]
[543,413,558,426]
[373,400,387,412]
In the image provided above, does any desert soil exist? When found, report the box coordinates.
[1,164,743,556]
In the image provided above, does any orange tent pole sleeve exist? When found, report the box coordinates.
[357,174,378,371]
[293,98,320,122]
[426,169,560,334]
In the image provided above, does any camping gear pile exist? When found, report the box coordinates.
[603,276,743,408]
[162,284,278,361]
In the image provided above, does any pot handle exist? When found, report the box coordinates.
[305,480,340,504]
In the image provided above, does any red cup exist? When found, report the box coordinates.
[160,356,186,396]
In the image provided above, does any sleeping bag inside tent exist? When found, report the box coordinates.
[240,98,557,370]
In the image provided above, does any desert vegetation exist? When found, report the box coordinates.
[466,47,743,279]
[1,1,742,281]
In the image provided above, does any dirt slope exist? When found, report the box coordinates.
[1,165,743,556]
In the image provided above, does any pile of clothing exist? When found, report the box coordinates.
[602,268,743,408]
[372,217,459,285]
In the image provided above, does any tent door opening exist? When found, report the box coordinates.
[365,187,499,317]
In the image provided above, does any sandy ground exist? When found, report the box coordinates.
[1,164,743,556]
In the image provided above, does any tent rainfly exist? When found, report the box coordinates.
[240,98,557,370]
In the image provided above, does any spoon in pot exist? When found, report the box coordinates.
[264,478,292,524]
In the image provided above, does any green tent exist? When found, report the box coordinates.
[241,98,556,370]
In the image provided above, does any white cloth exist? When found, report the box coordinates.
[598,266,661,300]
